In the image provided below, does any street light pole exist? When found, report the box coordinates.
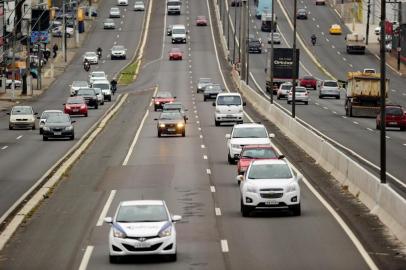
[246,0,249,84]
[240,0,247,81]
[379,0,386,184]
[292,0,297,118]
[269,0,274,104]
[233,4,237,63]
[366,0,371,45]
[397,2,402,71]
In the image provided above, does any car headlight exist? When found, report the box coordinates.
[43,126,50,131]
[158,224,172,238]
[246,185,258,193]
[112,226,126,238]
[155,101,160,105]
[286,184,297,193]
[159,123,166,128]
[65,126,73,131]
[177,122,184,128]
[232,144,241,149]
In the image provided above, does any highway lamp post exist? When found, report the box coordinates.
[232,4,237,63]
[227,4,230,53]
[379,0,386,184]
[268,0,274,104]
[366,0,371,45]
[238,2,242,62]
[291,0,297,118]
[240,0,247,82]
[246,0,249,84]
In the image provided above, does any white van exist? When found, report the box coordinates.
[212,92,245,126]
[167,0,181,15]
[92,79,112,101]
[171,25,187,44]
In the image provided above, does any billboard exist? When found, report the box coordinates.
[31,31,49,43]
[272,48,300,79]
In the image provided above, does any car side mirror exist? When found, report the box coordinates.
[236,175,244,182]
[243,102,247,106]
[212,102,216,106]
[278,154,285,159]
[225,134,231,139]
[37,116,41,119]
[296,174,303,182]
[269,133,275,138]
[104,217,113,223]
[172,215,182,222]
[71,120,76,124]
[235,153,240,159]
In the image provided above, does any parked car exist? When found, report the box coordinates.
[76,88,99,109]
[42,114,75,141]
[70,80,89,96]
[103,19,116,29]
[110,45,127,60]
[38,110,64,134]
[287,86,309,104]
[169,48,183,60]
[153,91,176,111]
[104,200,181,263]
[299,76,317,90]
[318,80,340,99]
[133,1,145,11]
[155,111,186,137]
[64,96,88,117]
[237,145,280,176]
[196,16,208,26]
[376,105,406,131]
[8,105,37,130]
[162,102,188,122]
[203,84,223,101]
[109,7,121,18]
[296,9,308,19]
[197,78,212,93]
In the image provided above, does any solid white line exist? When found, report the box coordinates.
[221,240,229,253]
[353,121,359,125]
[16,135,23,140]
[367,128,373,131]
[1,146,8,150]
[215,207,222,216]
[386,136,390,139]
[323,106,328,110]
[403,143,406,146]
[198,127,201,131]
[122,110,150,166]
[332,111,337,114]
[78,245,94,270]
[195,115,199,119]
[196,120,200,124]
[199,134,203,139]
[210,186,216,192]
[206,169,211,175]
[203,155,208,160]
[96,190,117,226]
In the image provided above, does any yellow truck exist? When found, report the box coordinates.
[344,72,389,117]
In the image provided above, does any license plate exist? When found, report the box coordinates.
[54,132,62,136]
[168,128,176,132]
[265,200,279,205]
[389,122,397,125]
[226,115,234,118]
[134,242,151,248]
[73,109,79,112]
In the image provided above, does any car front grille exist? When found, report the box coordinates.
[260,193,283,199]
[122,243,162,252]
[126,236,157,241]
[51,128,63,132]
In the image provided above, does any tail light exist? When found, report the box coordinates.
[81,105,86,109]
[305,92,308,96]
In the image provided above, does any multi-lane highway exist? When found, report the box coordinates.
[224,0,406,190]
[0,0,405,269]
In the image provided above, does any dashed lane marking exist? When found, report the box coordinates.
[16,135,23,140]
[215,207,222,216]
[210,186,216,192]
[206,169,211,175]
[1,146,8,150]
[353,121,359,125]
[203,155,208,160]
[78,246,94,270]
[332,111,337,114]
[221,240,229,253]
[323,106,328,110]
[96,190,117,226]
[367,128,373,131]
[199,134,203,139]
[201,144,205,149]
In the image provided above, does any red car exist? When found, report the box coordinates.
[376,105,406,131]
[169,48,183,61]
[196,16,208,26]
[237,145,281,176]
[64,96,88,117]
[299,76,317,90]
[154,91,176,111]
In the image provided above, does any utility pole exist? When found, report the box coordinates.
[246,0,249,84]
[379,0,386,184]
[366,0,371,45]
[227,5,230,53]
[23,19,30,95]
[233,4,237,63]
[238,3,242,62]
[397,2,402,71]
[352,0,356,32]
[269,0,274,104]
[62,0,67,62]
[240,0,247,81]
[10,16,16,100]
[292,0,297,118]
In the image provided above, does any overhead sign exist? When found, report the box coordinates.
[272,48,300,79]
[31,31,49,44]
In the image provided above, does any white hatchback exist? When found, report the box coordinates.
[104,200,181,263]
[8,106,37,130]
[117,0,128,5]
[238,159,302,217]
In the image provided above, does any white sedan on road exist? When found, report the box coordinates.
[110,45,127,60]
[83,51,98,64]
[226,123,274,164]
[134,1,145,11]
[8,105,37,130]
[238,159,302,217]
[89,71,107,84]
[109,7,121,18]
[104,200,181,263]
[117,0,128,6]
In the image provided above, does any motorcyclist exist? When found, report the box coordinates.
[84,59,90,71]
[97,47,102,58]
[311,34,317,45]
[110,79,117,94]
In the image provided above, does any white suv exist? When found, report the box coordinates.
[226,123,274,164]
[213,92,245,126]
[238,159,302,217]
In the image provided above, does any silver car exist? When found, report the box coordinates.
[70,81,89,96]
[268,32,281,44]
[197,78,212,93]
[110,45,127,60]
[319,80,340,99]
[276,82,292,99]
[109,7,121,18]
[103,19,116,29]
[287,86,309,105]
[134,0,145,11]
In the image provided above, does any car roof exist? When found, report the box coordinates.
[120,200,165,206]
[92,79,109,83]
[42,110,63,113]
[242,144,275,149]
[13,105,32,109]
[252,159,287,166]
[217,92,241,96]
[234,123,265,129]
[172,24,185,28]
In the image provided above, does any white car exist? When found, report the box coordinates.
[109,7,121,18]
[117,0,128,5]
[51,26,74,37]
[38,110,64,134]
[287,86,309,104]
[8,105,37,130]
[276,82,292,99]
[238,159,302,217]
[103,19,116,29]
[93,87,105,105]
[104,200,181,263]
[374,26,380,35]
[226,123,274,164]
[318,80,340,99]
[134,1,145,11]
[92,79,112,101]
[70,80,89,96]
[110,45,127,60]
[89,71,107,84]
[83,51,98,64]
[213,92,245,126]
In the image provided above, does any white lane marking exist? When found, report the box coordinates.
[402,93,406,96]
[386,136,390,139]
[198,127,201,131]
[321,32,324,35]
[102,60,106,64]
[122,110,150,166]
[195,115,199,119]
[315,102,319,106]
[343,57,347,61]
[201,144,205,148]
[403,143,406,146]
[114,41,117,45]
[16,135,23,140]
[1,146,8,150]
[196,120,200,124]
[349,64,353,67]
[323,106,328,110]
[353,121,359,125]
[117,34,120,38]
[326,38,329,42]
[391,89,396,92]
[215,207,222,216]
[206,169,211,175]
[337,51,341,55]
[367,128,373,131]
[221,240,229,253]
[316,24,319,28]
[332,111,337,114]
[210,186,216,192]
[312,17,315,21]
[96,190,117,226]
[203,155,208,160]
[78,245,94,270]
[332,45,335,49]
[342,116,347,119]
[199,134,203,139]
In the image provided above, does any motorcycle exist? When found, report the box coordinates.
[111,84,117,95]
[97,50,102,59]
[84,62,90,72]
[311,36,316,46]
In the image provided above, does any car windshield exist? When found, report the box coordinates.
[281,84,292,90]
[249,40,261,46]
[78,89,95,95]
[46,114,70,123]
[167,1,181,6]
[85,52,96,57]
[105,19,114,23]
[73,81,88,87]
[172,28,185,34]
[197,16,205,20]
[233,127,268,138]
[112,46,125,50]
[170,48,181,53]
[41,111,62,119]
[295,87,306,92]
[199,78,212,84]
[156,92,172,98]
[116,205,168,223]
[241,148,277,159]
[248,164,293,179]
[93,88,102,94]
[110,8,119,12]
[135,1,143,4]
[324,81,338,87]
[67,97,84,104]
[205,85,222,92]
[160,112,182,120]
[217,95,241,105]
[386,107,403,116]
[12,107,32,115]
[92,83,109,90]
[91,72,105,78]
[271,33,280,38]
[303,76,314,80]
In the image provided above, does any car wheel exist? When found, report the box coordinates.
[319,95,323,99]
[39,129,43,135]
[95,104,98,109]
[9,125,13,130]
[108,96,112,101]
[109,255,120,264]
[376,123,380,130]
[168,253,177,261]
[336,96,340,100]
[203,96,207,101]
[102,101,105,105]
[158,130,162,137]
[154,105,158,111]
[32,124,36,130]
[182,130,185,137]
[400,127,406,131]
[291,204,301,216]
[241,200,251,217]
[228,153,235,164]
[70,135,74,140]
[277,96,280,100]
[215,120,220,126]
[84,112,88,117]
[43,136,48,141]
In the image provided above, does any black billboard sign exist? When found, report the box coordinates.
[272,48,300,79]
